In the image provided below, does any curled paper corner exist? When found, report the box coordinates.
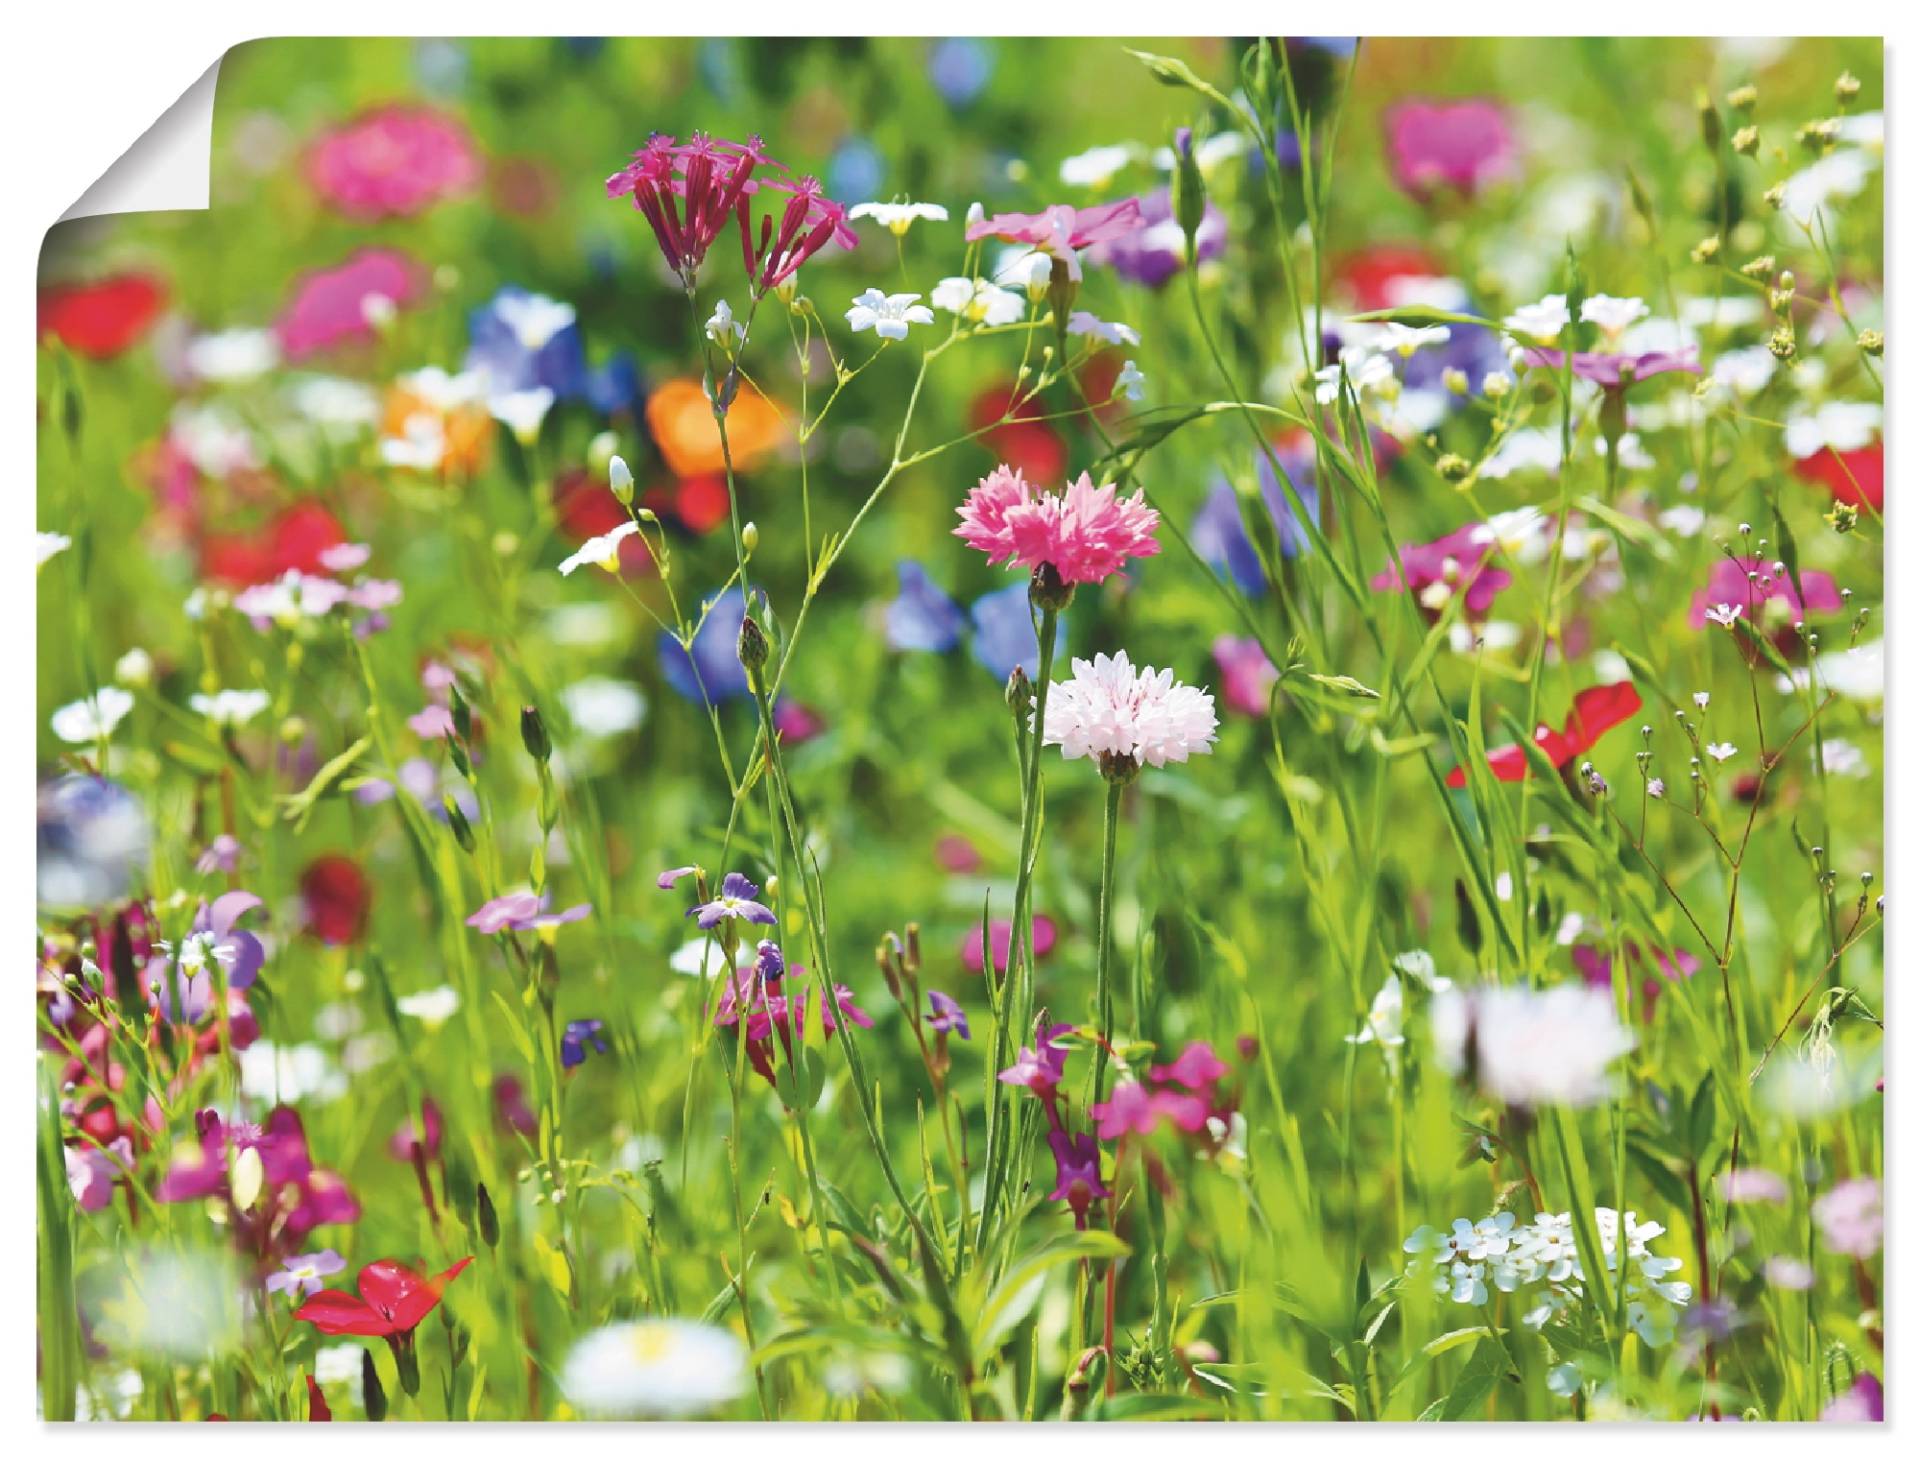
[59,55,223,223]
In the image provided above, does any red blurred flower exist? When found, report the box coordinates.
[969,383,1066,482]
[300,855,370,945]
[1446,681,1642,787]
[294,1256,473,1337]
[1333,244,1446,311]
[1794,442,1883,513]
[38,273,167,358]
[201,499,348,587]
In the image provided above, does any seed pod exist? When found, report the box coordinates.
[736,613,770,673]
[520,704,551,763]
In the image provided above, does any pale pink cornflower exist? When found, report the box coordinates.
[1041,650,1218,774]
[954,466,1160,585]
[305,106,482,221]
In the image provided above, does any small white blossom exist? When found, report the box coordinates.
[845,289,935,341]
[1705,741,1737,763]
[1058,143,1137,188]
[488,386,555,444]
[1647,777,1666,798]
[37,531,73,568]
[1066,311,1140,347]
[1704,602,1744,629]
[51,688,135,744]
[704,299,745,348]
[1579,294,1650,337]
[1432,983,1633,1107]
[185,327,280,383]
[1503,294,1570,343]
[559,521,640,577]
[191,689,271,727]
[1114,360,1146,403]
[847,200,949,235]
[1380,322,1452,356]
[493,292,576,350]
[1346,973,1407,1050]
[396,985,461,1024]
[930,275,1025,327]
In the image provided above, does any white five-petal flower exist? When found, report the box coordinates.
[559,521,641,577]
[845,289,935,341]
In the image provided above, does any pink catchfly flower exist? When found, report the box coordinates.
[954,466,1160,585]
[965,199,1145,282]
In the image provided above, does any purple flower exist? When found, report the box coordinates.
[1821,1373,1884,1423]
[998,1021,1076,1092]
[465,285,588,401]
[755,939,786,983]
[195,891,267,989]
[1086,186,1227,289]
[1046,1130,1109,1209]
[65,1137,132,1213]
[657,865,700,890]
[927,990,970,1040]
[1718,1168,1789,1205]
[886,561,966,653]
[265,1248,348,1299]
[1813,1177,1883,1258]
[1521,346,1701,390]
[195,834,242,875]
[687,872,777,929]
[1370,524,1510,621]
[146,890,268,1021]
[1190,449,1318,595]
[561,1018,609,1069]
[466,891,592,934]
[408,703,456,740]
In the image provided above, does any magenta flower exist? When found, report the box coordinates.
[963,913,1058,974]
[964,199,1145,281]
[955,466,1160,585]
[387,1099,443,1162]
[927,990,970,1040]
[1046,1130,1110,1223]
[1212,635,1280,718]
[1382,98,1518,200]
[714,969,872,1094]
[465,891,592,935]
[266,1248,348,1299]
[275,248,423,360]
[1090,1081,1210,1140]
[196,834,242,875]
[998,1021,1077,1094]
[687,871,777,929]
[156,1108,360,1258]
[65,1137,132,1213]
[1813,1177,1883,1258]
[306,105,482,221]
[1688,555,1844,631]
[1149,1041,1228,1093]
[1821,1374,1884,1423]
[1522,346,1701,390]
[1370,524,1510,620]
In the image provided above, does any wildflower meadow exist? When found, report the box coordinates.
[35,35,1885,1423]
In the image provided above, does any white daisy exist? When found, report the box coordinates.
[1579,293,1650,338]
[1503,294,1571,343]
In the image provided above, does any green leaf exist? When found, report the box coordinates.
[277,735,371,833]
[1437,1338,1503,1420]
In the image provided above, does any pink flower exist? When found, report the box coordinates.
[955,466,1160,584]
[963,914,1057,974]
[1813,1177,1883,1258]
[965,199,1145,281]
[1211,635,1279,717]
[276,249,424,360]
[1382,98,1518,200]
[1371,524,1509,620]
[1090,1081,1210,1140]
[1717,1168,1789,1205]
[1688,555,1844,630]
[306,105,482,221]
[408,704,455,740]
[1150,1041,1229,1093]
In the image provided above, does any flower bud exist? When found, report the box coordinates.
[114,647,153,689]
[1858,328,1884,357]
[444,794,476,854]
[737,613,770,674]
[741,521,759,556]
[1732,125,1759,156]
[1442,367,1468,396]
[1697,92,1722,151]
[1435,453,1472,484]
[1171,126,1207,257]
[520,704,551,764]
[362,1349,388,1421]
[1006,664,1033,721]
[1726,84,1758,112]
[476,1181,499,1247]
[608,453,634,506]
[1834,71,1861,107]
[1028,560,1076,613]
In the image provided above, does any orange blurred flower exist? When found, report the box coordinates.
[645,377,784,477]
[381,369,493,478]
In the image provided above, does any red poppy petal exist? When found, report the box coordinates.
[1563,680,1642,754]
[293,1290,393,1336]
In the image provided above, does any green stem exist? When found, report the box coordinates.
[1091,777,1124,1112]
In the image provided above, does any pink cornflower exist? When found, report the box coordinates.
[1688,555,1844,631]
[306,106,482,221]
[275,248,424,360]
[954,466,1160,584]
[965,199,1145,282]
[1382,98,1518,200]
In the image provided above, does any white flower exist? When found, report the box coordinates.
[1150,131,1246,172]
[191,689,270,727]
[845,288,934,341]
[185,327,279,383]
[1820,739,1868,778]
[1579,294,1649,337]
[1704,741,1737,763]
[1692,691,1710,710]
[233,570,350,624]
[396,985,460,1024]
[1503,293,1570,343]
[1712,345,1777,396]
[1776,638,1882,702]
[1380,322,1451,356]
[1704,602,1743,629]
[114,648,154,688]
[847,200,949,235]
[1779,149,1877,226]
[1041,650,1219,771]
[704,299,745,348]
[1472,507,1549,561]
[1315,349,1395,403]
[930,275,1025,327]
[313,1345,364,1389]
[494,291,576,350]
[289,375,381,431]
[1066,311,1140,347]
[670,939,729,978]
[488,387,555,444]
[51,687,135,744]
[1647,778,1666,798]
[171,403,259,478]
[561,677,647,738]
[1478,427,1564,480]
[1346,973,1406,1049]
[1783,400,1882,459]
[1058,143,1137,188]
[37,531,73,568]
[560,1320,747,1418]
[1114,360,1146,402]
[396,366,487,412]
[380,414,449,471]
[238,1040,347,1104]
[1432,983,1634,1107]
[1659,504,1706,537]
[558,521,640,576]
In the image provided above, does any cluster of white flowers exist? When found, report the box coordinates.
[1432,982,1633,1107]
[1404,1207,1691,1345]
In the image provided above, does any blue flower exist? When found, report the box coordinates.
[560,1018,608,1069]
[1190,452,1318,596]
[658,589,753,704]
[1402,320,1509,400]
[886,561,966,652]
[827,138,885,206]
[465,287,588,401]
[928,38,994,109]
[755,940,786,983]
[968,582,1069,682]
[584,353,643,416]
